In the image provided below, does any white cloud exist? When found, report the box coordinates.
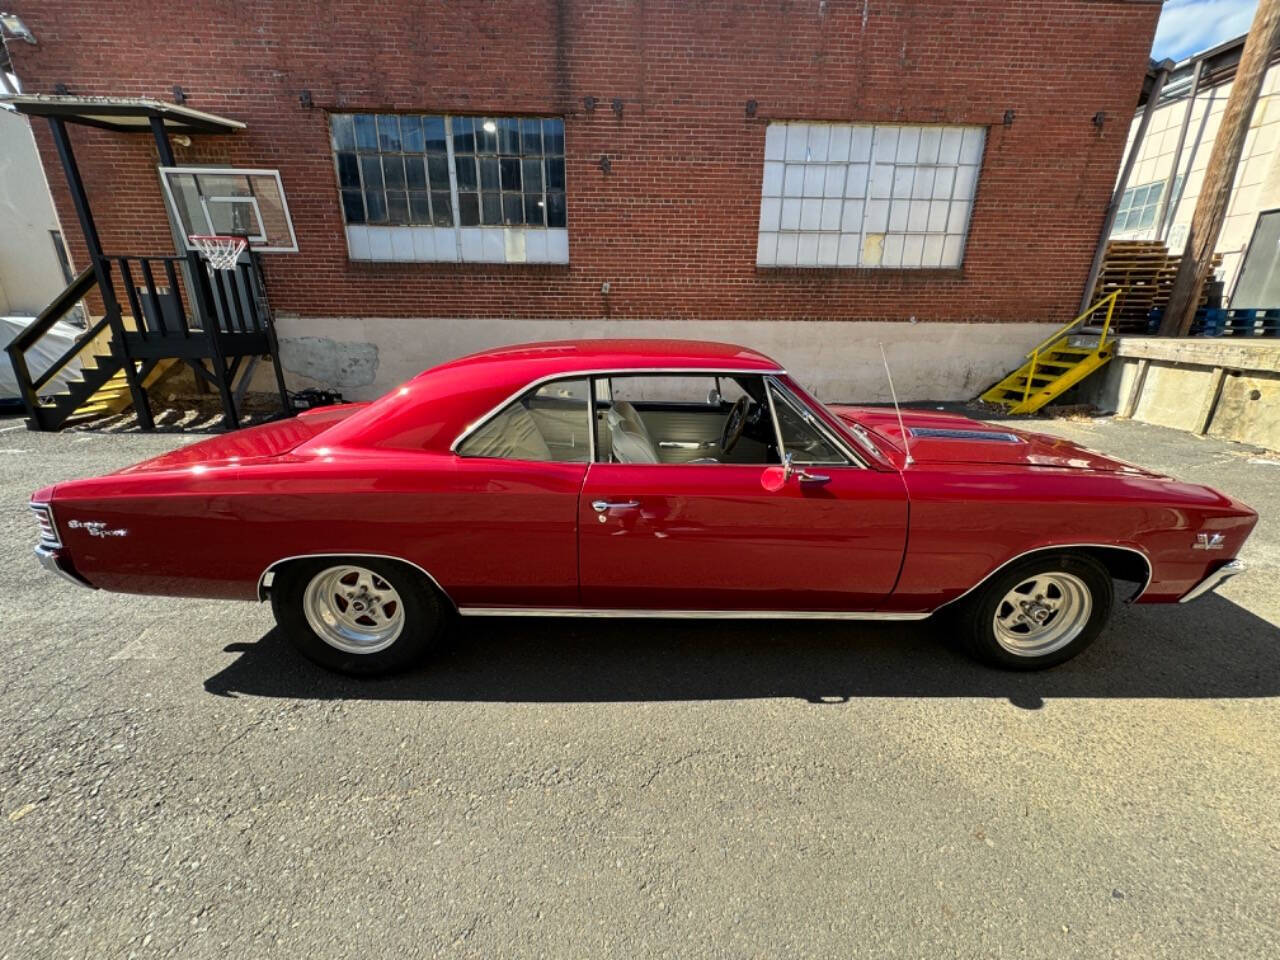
[1153,0,1258,62]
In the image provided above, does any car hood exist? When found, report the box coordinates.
[113,403,369,474]
[829,405,1160,475]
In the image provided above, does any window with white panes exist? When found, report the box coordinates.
[330,113,568,264]
[757,123,984,269]
[1111,177,1182,236]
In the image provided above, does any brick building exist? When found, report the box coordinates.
[5,0,1161,402]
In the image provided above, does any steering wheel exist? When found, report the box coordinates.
[720,395,751,455]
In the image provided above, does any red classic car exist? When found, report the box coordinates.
[30,339,1255,674]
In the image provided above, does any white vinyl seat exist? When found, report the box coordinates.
[606,401,660,463]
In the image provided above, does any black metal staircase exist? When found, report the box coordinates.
[6,252,289,431]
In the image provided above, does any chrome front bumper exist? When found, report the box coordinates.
[1178,559,1246,604]
[35,545,94,589]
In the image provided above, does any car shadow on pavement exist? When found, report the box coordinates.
[204,594,1280,709]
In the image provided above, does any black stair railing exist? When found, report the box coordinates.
[192,256,270,336]
[9,250,287,432]
[111,255,194,340]
[5,266,106,429]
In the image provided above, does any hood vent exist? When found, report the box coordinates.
[909,427,1022,443]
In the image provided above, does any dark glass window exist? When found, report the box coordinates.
[331,113,567,234]
[382,155,405,190]
[336,152,360,188]
[481,192,502,225]
[401,115,424,152]
[404,155,427,190]
[354,115,377,150]
[547,192,566,228]
[458,192,480,226]
[377,115,401,151]
[499,157,521,192]
[341,189,364,223]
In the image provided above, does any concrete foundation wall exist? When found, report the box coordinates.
[258,317,1056,404]
[1082,337,1280,451]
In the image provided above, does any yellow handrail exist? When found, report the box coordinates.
[1019,290,1120,405]
[1023,290,1122,360]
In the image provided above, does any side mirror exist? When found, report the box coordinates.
[784,452,830,486]
[762,453,830,491]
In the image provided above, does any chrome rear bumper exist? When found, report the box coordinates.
[35,545,93,589]
[1178,559,1245,604]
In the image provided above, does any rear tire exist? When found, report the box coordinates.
[951,553,1114,670]
[270,557,445,676]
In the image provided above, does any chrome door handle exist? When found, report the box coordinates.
[796,470,830,485]
[592,499,640,513]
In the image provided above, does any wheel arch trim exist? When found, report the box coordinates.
[934,542,1153,612]
[257,553,456,608]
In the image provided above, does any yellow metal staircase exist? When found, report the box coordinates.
[979,291,1120,414]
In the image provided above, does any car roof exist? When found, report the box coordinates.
[432,339,783,374]
[300,339,786,454]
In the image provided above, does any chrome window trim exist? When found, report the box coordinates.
[764,377,865,468]
[458,606,929,621]
[257,552,455,607]
[779,380,888,464]
[763,376,787,455]
[586,376,597,464]
[933,543,1155,609]
[449,366,786,457]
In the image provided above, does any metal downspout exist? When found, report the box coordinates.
[1154,59,1203,241]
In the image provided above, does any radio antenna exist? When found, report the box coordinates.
[879,342,913,468]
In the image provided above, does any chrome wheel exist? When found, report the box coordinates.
[992,572,1092,658]
[302,564,405,655]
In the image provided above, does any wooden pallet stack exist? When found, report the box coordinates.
[1090,240,1223,334]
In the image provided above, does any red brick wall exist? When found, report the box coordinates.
[10,0,1160,325]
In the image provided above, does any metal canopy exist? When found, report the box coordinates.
[0,94,244,134]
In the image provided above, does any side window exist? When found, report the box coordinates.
[609,375,749,406]
[767,381,847,465]
[597,375,772,465]
[458,378,591,462]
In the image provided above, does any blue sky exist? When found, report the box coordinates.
[1152,0,1259,61]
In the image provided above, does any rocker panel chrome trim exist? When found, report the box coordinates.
[458,607,930,621]
[257,553,454,607]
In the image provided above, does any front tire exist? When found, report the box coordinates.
[270,557,445,675]
[952,553,1114,670]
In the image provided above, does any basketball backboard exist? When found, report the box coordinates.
[159,166,298,253]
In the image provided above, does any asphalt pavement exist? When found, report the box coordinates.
[1,413,1277,959]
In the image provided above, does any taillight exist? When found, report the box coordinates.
[30,503,61,548]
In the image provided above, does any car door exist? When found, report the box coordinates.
[578,377,908,611]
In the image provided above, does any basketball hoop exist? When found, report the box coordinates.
[188,234,248,271]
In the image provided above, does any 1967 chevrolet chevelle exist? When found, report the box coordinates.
[31,340,1255,674]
